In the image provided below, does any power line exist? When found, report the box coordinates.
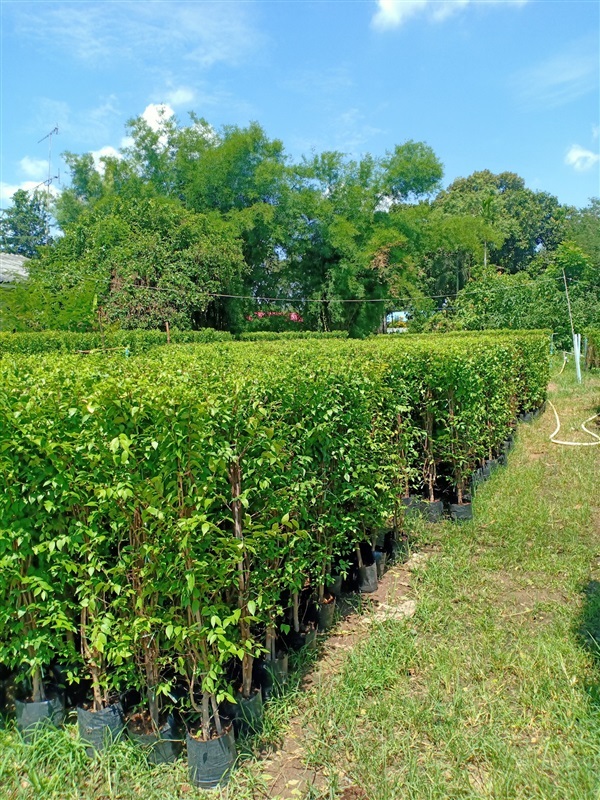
[107,274,590,306]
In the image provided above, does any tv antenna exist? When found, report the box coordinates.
[36,126,60,239]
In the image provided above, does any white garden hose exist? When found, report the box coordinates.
[557,352,568,376]
[548,400,600,447]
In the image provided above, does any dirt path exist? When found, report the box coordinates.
[257,552,429,799]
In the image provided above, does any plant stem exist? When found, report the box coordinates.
[210,693,222,736]
[30,662,46,704]
[293,591,300,633]
[201,692,211,741]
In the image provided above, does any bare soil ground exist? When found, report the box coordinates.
[258,552,429,799]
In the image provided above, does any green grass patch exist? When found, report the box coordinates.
[303,359,600,799]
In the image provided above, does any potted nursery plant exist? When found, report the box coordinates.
[0,524,75,738]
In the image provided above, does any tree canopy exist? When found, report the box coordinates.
[1,110,595,339]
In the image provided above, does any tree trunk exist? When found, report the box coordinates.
[210,693,222,736]
[90,663,104,712]
[144,636,161,729]
[230,459,254,699]
[30,662,46,704]
[201,692,211,741]
[355,544,364,570]
[293,592,300,633]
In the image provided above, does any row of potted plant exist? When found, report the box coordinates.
[0,331,549,786]
[0,530,396,786]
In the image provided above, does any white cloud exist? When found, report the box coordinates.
[514,38,598,109]
[1,181,60,206]
[90,146,122,175]
[10,2,263,69]
[565,145,599,172]
[372,0,429,29]
[593,124,600,141]
[19,156,49,180]
[372,0,527,30]
[141,103,175,131]
[333,108,384,153]
[165,87,195,108]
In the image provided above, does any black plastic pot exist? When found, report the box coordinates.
[262,654,289,700]
[374,550,387,580]
[471,467,485,491]
[519,410,534,423]
[401,496,424,518]
[423,500,444,523]
[480,462,492,480]
[531,401,546,419]
[304,626,318,651]
[327,574,343,598]
[77,702,125,755]
[449,502,473,521]
[127,713,180,764]
[187,727,237,789]
[317,598,336,631]
[374,529,387,549]
[359,563,378,593]
[15,694,64,741]
[230,689,263,736]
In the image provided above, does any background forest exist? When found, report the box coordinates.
[1,111,598,345]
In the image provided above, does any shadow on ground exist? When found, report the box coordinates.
[577,579,600,708]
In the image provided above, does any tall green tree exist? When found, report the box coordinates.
[433,170,569,273]
[380,140,443,203]
[5,194,247,332]
[567,197,600,269]
[0,189,52,258]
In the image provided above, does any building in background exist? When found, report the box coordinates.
[0,253,29,285]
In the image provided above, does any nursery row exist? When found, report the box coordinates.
[0,332,549,784]
[0,327,233,356]
[0,327,349,357]
[586,328,600,369]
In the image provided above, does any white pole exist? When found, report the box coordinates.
[562,270,581,384]
[574,333,582,384]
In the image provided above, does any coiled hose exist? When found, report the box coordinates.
[548,400,600,447]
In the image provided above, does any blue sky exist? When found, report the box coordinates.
[1,0,598,210]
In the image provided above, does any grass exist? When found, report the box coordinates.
[0,646,318,800]
[302,359,600,799]
[2,358,599,799]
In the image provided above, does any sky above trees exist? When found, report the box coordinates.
[1,0,598,210]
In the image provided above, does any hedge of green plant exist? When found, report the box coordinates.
[0,328,232,357]
[0,332,548,738]
[237,330,348,341]
[585,329,600,369]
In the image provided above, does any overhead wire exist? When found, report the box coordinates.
[107,274,591,306]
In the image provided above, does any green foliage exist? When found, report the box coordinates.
[433,170,569,273]
[5,110,580,343]
[237,330,348,341]
[0,189,52,258]
[585,328,600,369]
[0,333,548,718]
[380,141,443,202]
[0,328,232,357]
[450,241,600,349]
[3,194,247,332]
[567,197,600,268]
